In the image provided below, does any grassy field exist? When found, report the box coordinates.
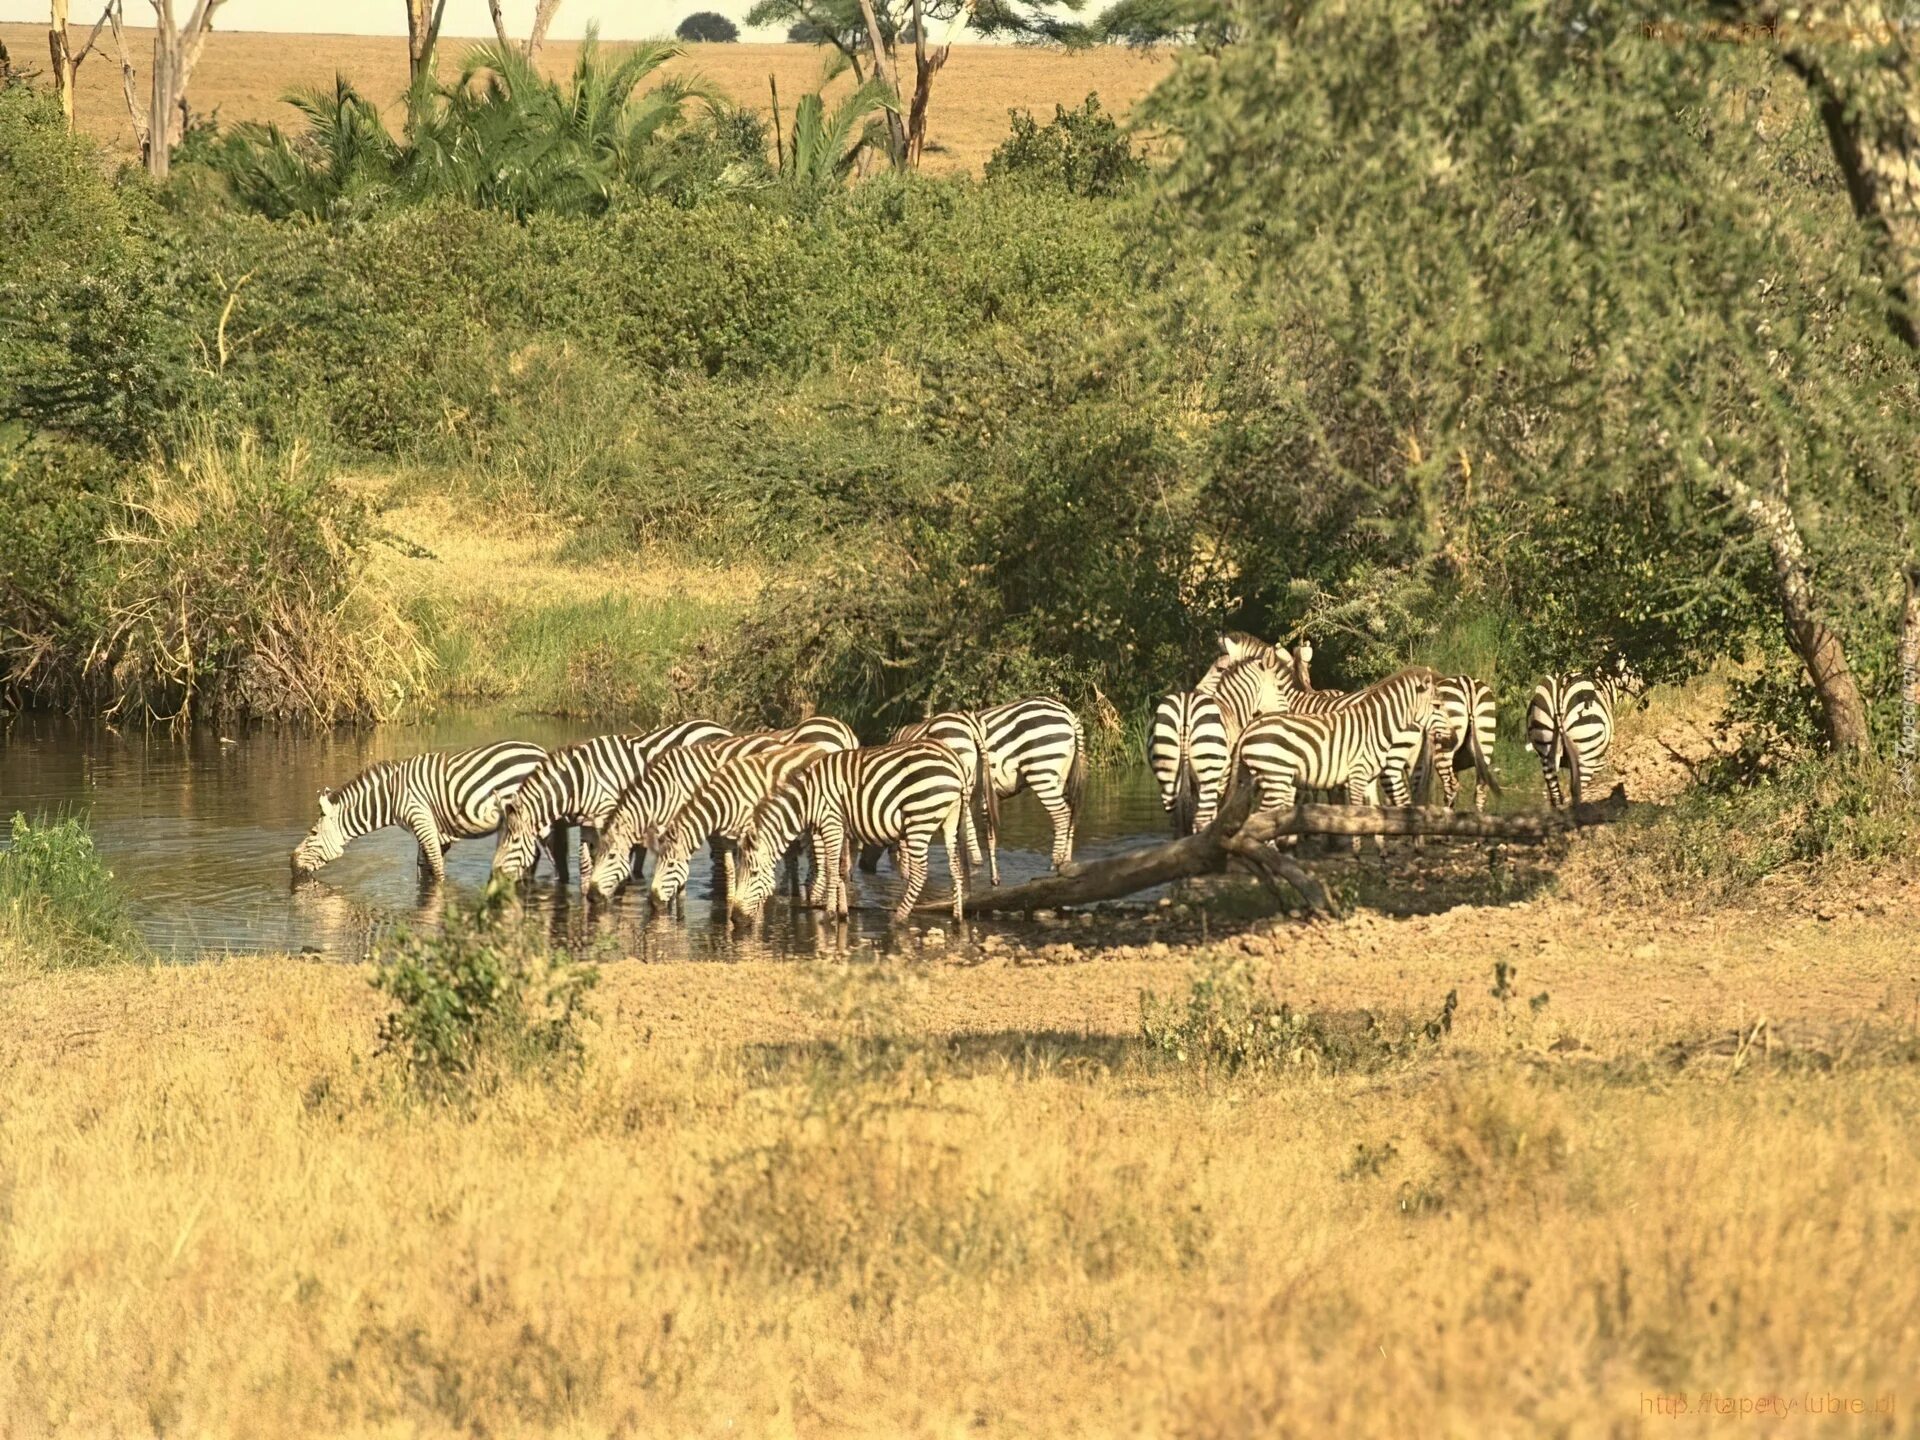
[0,26,1173,174]
[4,889,1918,1435]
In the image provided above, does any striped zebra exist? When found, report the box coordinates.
[1228,668,1440,851]
[647,742,839,909]
[291,740,546,884]
[1148,690,1230,836]
[491,720,731,884]
[733,740,969,923]
[885,711,999,877]
[584,717,856,902]
[1420,674,1502,810]
[1527,671,1623,809]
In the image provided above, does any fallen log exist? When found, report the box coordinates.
[922,785,1628,918]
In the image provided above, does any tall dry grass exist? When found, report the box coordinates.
[3,910,1917,1436]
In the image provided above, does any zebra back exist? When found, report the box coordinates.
[1149,691,1230,835]
[1231,668,1439,795]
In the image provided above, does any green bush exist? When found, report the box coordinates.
[0,428,120,706]
[371,881,599,1099]
[98,429,432,725]
[985,94,1145,197]
[1140,955,1456,1081]
[0,811,142,969]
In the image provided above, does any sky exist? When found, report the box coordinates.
[0,1,798,43]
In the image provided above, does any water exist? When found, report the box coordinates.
[0,710,1172,961]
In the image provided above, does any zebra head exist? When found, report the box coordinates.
[490,798,544,881]
[728,790,797,925]
[290,788,348,878]
[648,826,697,908]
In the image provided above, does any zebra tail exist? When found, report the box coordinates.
[1172,756,1198,837]
[1064,740,1089,822]
[975,728,1001,858]
[1468,717,1503,796]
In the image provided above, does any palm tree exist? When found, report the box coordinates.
[780,65,896,188]
[218,77,403,220]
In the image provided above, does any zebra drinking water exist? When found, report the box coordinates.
[490,720,732,884]
[647,742,840,909]
[583,716,857,902]
[290,740,547,884]
[733,740,969,923]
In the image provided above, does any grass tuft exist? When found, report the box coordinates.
[0,810,142,970]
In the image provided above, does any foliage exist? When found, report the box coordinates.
[677,11,742,41]
[0,811,142,969]
[779,66,896,188]
[984,93,1143,197]
[753,0,1089,85]
[0,429,120,706]
[98,429,432,725]
[1140,953,1455,1081]
[372,880,599,1099]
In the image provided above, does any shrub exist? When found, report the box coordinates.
[0,811,141,969]
[99,429,432,725]
[371,881,599,1099]
[1140,955,1456,1081]
[0,428,120,706]
[985,94,1145,197]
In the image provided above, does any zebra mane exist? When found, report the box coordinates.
[334,757,407,802]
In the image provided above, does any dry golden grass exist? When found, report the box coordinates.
[4,897,1919,1436]
[0,26,1173,175]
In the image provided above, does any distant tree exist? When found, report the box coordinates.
[753,0,1088,166]
[111,0,226,180]
[677,10,741,40]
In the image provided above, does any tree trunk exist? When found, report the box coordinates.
[853,0,906,166]
[903,0,950,167]
[141,0,222,179]
[525,0,561,64]
[920,786,1627,917]
[49,0,77,126]
[1721,471,1873,756]
[1900,562,1920,777]
[1706,3,1920,350]
[404,0,445,84]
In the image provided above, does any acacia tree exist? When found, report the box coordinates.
[1143,0,1916,756]
[676,11,741,40]
[753,0,1086,164]
[46,1,117,128]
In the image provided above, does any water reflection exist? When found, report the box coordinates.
[1,709,1169,961]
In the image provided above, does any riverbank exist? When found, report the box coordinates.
[4,898,1917,1435]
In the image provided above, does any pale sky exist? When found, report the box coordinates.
[0,1,801,43]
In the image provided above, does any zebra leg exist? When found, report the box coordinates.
[944,800,966,922]
[1568,747,1585,811]
[1031,776,1073,870]
[409,815,448,885]
[893,833,933,920]
[815,819,848,920]
[857,841,884,874]
[542,822,568,882]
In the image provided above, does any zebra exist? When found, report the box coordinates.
[583,717,857,902]
[647,742,840,909]
[885,710,999,878]
[1527,670,1625,809]
[1148,690,1231,836]
[291,740,546,884]
[490,719,732,884]
[862,696,1084,883]
[1419,674,1502,811]
[1227,668,1440,852]
[733,740,969,923]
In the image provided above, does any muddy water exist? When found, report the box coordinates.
[0,710,1172,961]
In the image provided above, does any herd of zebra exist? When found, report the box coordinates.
[287,633,1630,923]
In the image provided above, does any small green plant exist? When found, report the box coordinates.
[1141,956,1455,1081]
[0,811,141,968]
[371,880,598,1098]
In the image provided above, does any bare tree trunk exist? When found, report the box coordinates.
[140,0,222,179]
[525,0,561,64]
[769,72,784,172]
[919,787,1628,916]
[1705,3,1920,350]
[404,0,445,85]
[49,0,77,125]
[0,38,12,86]
[1899,561,1920,780]
[106,0,147,156]
[903,0,951,167]
[1720,470,1874,756]
[853,0,906,166]
[486,0,513,50]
